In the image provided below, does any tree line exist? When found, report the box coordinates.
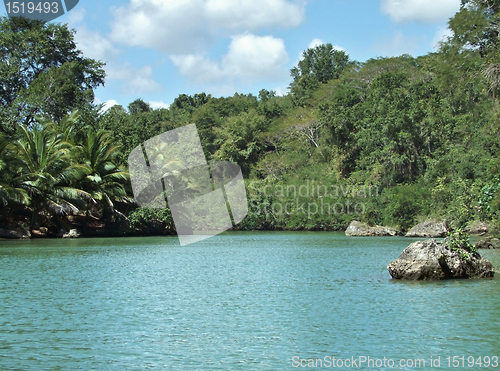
[1,0,500,237]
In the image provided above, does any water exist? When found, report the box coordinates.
[1,232,499,370]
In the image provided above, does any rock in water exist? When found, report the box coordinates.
[387,239,494,280]
[464,221,490,235]
[0,228,31,239]
[62,229,81,238]
[405,220,448,238]
[475,237,500,250]
[345,220,399,237]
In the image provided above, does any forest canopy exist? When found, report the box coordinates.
[1,0,500,237]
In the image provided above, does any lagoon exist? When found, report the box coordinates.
[1,232,499,370]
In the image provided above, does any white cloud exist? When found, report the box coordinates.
[223,34,289,80]
[74,26,120,62]
[171,34,289,84]
[274,86,289,96]
[373,31,420,57]
[381,0,461,23]
[307,38,344,52]
[72,25,163,95]
[68,6,166,100]
[432,26,453,50]
[67,7,86,24]
[107,62,163,94]
[170,54,220,83]
[149,100,170,109]
[100,99,120,112]
[308,38,325,49]
[205,0,304,30]
[68,7,120,63]
[110,0,305,54]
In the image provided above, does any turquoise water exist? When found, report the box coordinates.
[1,232,499,370]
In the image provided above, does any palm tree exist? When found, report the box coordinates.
[13,123,89,230]
[79,126,131,224]
[0,132,29,207]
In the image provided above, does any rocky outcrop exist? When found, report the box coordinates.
[405,220,448,238]
[387,239,494,280]
[31,227,48,238]
[464,221,490,235]
[345,220,399,236]
[62,229,80,238]
[475,236,500,249]
[0,228,31,239]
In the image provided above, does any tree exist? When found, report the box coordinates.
[97,102,174,158]
[12,123,89,229]
[258,89,276,102]
[0,16,105,133]
[292,44,351,84]
[172,93,211,112]
[290,43,352,106]
[128,98,151,114]
[213,110,266,175]
[79,126,130,224]
[449,1,496,54]
[0,132,28,207]
[447,0,500,96]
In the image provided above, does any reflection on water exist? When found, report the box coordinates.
[1,232,499,370]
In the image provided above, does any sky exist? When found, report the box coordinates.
[2,0,463,111]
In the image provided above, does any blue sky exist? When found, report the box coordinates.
[2,0,462,110]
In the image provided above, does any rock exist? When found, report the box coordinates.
[62,229,80,238]
[0,228,31,239]
[475,236,500,249]
[405,220,449,238]
[345,220,399,237]
[464,221,490,235]
[387,239,494,280]
[31,227,48,237]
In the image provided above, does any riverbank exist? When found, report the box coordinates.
[1,218,496,242]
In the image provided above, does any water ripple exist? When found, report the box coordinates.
[0,232,499,370]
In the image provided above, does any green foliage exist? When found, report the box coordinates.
[213,110,267,175]
[128,99,151,114]
[446,228,477,260]
[13,122,89,218]
[291,43,351,84]
[96,104,172,160]
[479,177,500,218]
[125,208,174,235]
[0,132,29,206]
[0,16,105,132]
[380,183,429,231]
[172,93,211,112]
[446,178,482,227]
[258,89,276,102]
[257,94,287,120]
[290,43,352,107]
[4,4,500,237]
[0,111,131,232]
[460,250,472,261]
[78,126,130,224]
